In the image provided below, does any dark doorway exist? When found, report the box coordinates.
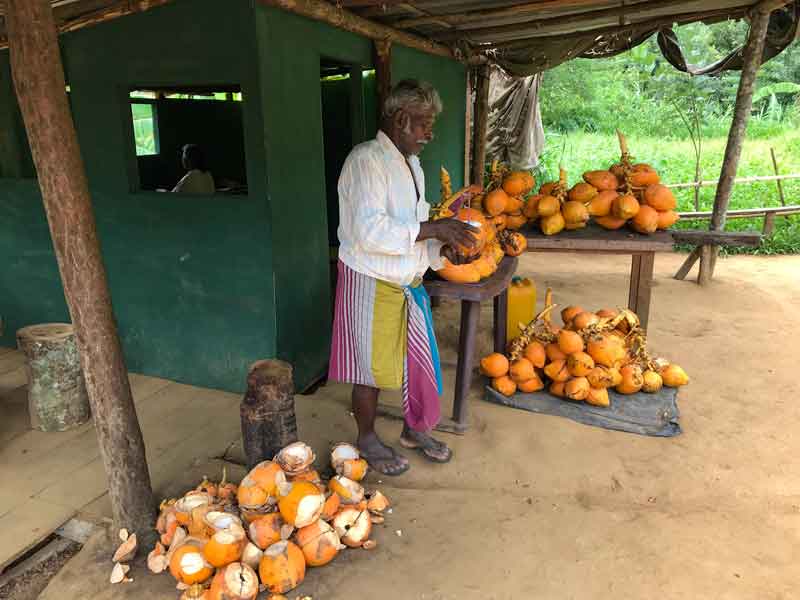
[319,59,368,302]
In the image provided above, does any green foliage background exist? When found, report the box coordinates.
[536,20,800,254]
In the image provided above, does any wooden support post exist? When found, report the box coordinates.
[470,64,490,186]
[373,39,392,128]
[701,8,771,286]
[770,147,787,206]
[240,360,298,470]
[464,68,473,185]
[674,247,701,280]
[763,212,776,236]
[6,0,155,537]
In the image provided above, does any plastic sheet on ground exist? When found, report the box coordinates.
[485,385,681,437]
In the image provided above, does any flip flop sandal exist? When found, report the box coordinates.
[361,447,410,477]
[399,434,453,464]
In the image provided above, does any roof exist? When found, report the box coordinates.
[0,0,793,74]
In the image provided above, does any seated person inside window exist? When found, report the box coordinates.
[172,144,215,194]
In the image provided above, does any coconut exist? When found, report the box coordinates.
[328,475,365,506]
[660,364,689,387]
[587,366,616,389]
[294,519,341,567]
[543,359,570,383]
[236,477,269,509]
[247,461,286,498]
[566,352,595,377]
[523,341,546,368]
[565,377,590,401]
[277,482,325,527]
[320,491,341,521]
[585,386,610,407]
[208,562,259,600]
[545,342,567,362]
[333,507,373,548]
[275,442,316,476]
[571,311,599,331]
[364,490,390,513]
[258,541,306,594]
[338,459,369,482]
[616,364,644,395]
[174,492,213,525]
[169,544,214,585]
[642,370,663,393]
[240,542,263,571]
[509,358,536,383]
[202,511,242,538]
[557,330,584,354]
[203,525,246,568]
[249,513,285,550]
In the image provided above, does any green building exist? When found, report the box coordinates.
[0,0,467,393]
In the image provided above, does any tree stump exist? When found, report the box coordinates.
[240,360,298,470]
[16,323,90,432]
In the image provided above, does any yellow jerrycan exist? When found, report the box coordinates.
[506,276,536,342]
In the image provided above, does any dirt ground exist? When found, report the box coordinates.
[38,252,800,600]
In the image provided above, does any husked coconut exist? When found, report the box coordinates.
[274,442,316,475]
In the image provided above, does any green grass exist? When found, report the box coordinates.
[534,128,800,255]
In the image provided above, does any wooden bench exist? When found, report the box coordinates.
[522,224,674,331]
[671,230,763,281]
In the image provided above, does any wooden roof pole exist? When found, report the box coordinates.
[699,5,771,285]
[470,64,490,186]
[5,0,156,537]
[256,0,455,60]
[373,38,392,129]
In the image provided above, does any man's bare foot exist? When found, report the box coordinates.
[357,433,410,476]
[399,426,452,463]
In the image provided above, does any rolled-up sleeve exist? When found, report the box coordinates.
[426,239,445,270]
[339,151,420,256]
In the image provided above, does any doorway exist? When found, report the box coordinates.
[319,59,370,304]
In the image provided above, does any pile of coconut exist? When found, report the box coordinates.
[112,441,390,599]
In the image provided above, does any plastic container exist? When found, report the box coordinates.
[506,276,536,342]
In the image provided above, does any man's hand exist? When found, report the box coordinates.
[440,244,480,265]
[419,219,480,252]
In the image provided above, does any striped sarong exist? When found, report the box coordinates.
[328,260,443,432]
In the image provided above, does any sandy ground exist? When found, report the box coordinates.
[39,252,800,600]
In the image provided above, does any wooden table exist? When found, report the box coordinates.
[421,256,518,433]
[523,224,674,331]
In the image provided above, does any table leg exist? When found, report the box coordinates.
[430,296,441,309]
[453,300,480,429]
[628,253,655,331]
[493,289,508,353]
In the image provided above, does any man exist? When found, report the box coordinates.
[329,79,478,476]
[172,144,215,194]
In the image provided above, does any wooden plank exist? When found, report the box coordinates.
[668,173,800,189]
[433,0,694,42]
[0,352,26,375]
[0,498,74,571]
[424,256,518,303]
[678,205,800,219]
[674,247,701,280]
[770,148,787,206]
[523,223,674,253]
[669,230,762,246]
[255,0,454,60]
[391,0,612,29]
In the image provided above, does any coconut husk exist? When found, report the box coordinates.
[112,532,137,562]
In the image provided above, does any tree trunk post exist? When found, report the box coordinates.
[373,38,392,128]
[701,8,771,285]
[6,0,155,536]
[471,64,490,186]
[17,323,90,432]
[240,360,298,470]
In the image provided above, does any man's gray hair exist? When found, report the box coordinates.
[382,79,442,119]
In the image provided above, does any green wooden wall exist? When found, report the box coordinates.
[0,0,467,393]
